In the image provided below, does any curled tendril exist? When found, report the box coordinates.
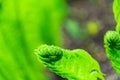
[35,44,104,80]
[35,44,63,63]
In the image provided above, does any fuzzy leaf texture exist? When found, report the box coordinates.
[104,0,120,75]
[35,44,105,80]
[0,0,67,80]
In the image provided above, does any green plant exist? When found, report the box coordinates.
[35,0,120,79]
[104,0,120,75]
[65,19,89,43]
[0,0,67,80]
[35,44,105,80]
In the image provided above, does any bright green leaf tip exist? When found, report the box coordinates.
[104,31,120,49]
[104,31,120,74]
[104,0,120,75]
[35,44,105,80]
[35,44,63,63]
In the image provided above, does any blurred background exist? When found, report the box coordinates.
[0,0,120,80]
[62,0,119,80]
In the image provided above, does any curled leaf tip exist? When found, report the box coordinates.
[35,45,104,80]
[35,44,63,63]
[104,31,120,74]
[104,31,120,49]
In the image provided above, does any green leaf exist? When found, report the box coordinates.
[104,0,120,75]
[104,31,120,74]
[35,44,105,80]
[0,0,67,80]
[113,0,120,32]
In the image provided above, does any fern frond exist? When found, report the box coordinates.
[104,0,120,75]
[35,44,105,80]
[104,31,120,49]
[104,31,120,74]
[35,44,63,63]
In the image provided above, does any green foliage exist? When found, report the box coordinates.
[104,0,120,75]
[0,0,67,80]
[65,20,89,43]
[104,31,120,74]
[65,19,81,40]
[113,0,120,33]
[35,44,105,80]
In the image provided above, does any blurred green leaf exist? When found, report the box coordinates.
[0,0,67,80]
[113,0,120,33]
[65,19,89,42]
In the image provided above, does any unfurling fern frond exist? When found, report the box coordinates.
[104,31,120,50]
[104,0,120,75]
[104,31,120,74]
[35,44,105,80]
[35,45,63,63]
